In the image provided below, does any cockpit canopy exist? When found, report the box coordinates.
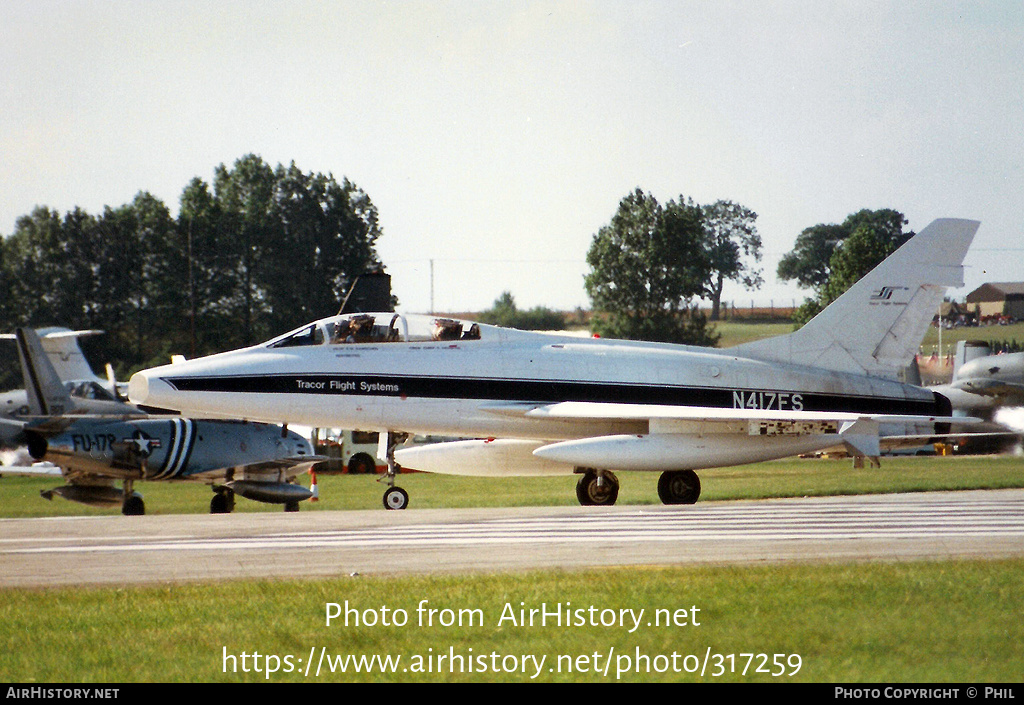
[266,313,482,349]
[66,380,119,402]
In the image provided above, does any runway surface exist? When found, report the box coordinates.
[2,489,1023,588]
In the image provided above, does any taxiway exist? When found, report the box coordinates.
[2,489,1023,588]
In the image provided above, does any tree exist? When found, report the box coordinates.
[778,209,914,325]
[701,200,763,321]
[4,207,67,326]
[93,192,179,369]
[264,162,382,336]
[0,154,386,376]
[477,291,565,330]
[585,189,718,345]
[211,154,278,347]
[823,223,903,301]
[776,222,847,292]
[178,176,229,357]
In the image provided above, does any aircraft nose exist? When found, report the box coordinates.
[127,372,149,405]
[128,370,184,411]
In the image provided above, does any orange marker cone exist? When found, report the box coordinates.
[310,469,319,502]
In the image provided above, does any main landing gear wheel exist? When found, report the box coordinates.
[122,494,145,516]
[210,488,236,514]
[657,470,701,505]
[383,486,409,510]
[576,470,619,506]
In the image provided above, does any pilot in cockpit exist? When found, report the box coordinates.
[330,319,355,344]
[432,318,462,341]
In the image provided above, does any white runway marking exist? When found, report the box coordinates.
[7,493,1023,556]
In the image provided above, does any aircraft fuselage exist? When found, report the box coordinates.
[133,318,941,442]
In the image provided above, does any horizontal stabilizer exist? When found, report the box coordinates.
[0,463,62,477]
[0,417,29,449]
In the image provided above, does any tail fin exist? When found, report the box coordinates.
[35,327,105,385]
[732,218,980,379]
[0,328,108,388]
[15,328,73,416]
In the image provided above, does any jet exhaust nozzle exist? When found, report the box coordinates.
[26,432,48,460]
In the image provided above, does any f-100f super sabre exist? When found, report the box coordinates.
[128,218,981,510]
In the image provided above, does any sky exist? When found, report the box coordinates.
[2,0,1022,315]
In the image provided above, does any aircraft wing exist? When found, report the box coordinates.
[389,401,985,477]
[200,455,329,478]
[482,400,970,426]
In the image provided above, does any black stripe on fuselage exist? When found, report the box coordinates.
[154,419,179,478]
[164,373,939,416]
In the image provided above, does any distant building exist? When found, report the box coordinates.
[964,282,1024,320]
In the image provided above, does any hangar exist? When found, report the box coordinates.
[964,282,1024,321]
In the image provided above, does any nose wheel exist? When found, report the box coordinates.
[383,486,409,510]
[380,431,409,510]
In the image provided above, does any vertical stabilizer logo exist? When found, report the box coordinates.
[870,286,909,303]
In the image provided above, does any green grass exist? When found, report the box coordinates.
[3,454,1021,517]
[1,560,1020,682]
[710,320,794,348]
[920,321,1024,350]
[712,318,1024,353]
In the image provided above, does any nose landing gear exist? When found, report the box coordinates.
[380,432,408,510]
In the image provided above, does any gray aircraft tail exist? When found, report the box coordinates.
[0,328,105,384]
[36,327,105,385]
[15,328,73,416]
[731,218,980,379]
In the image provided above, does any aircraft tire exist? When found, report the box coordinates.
[122,494,145,516]
[210,490,235,514]
[657,470,701,505]
[284,501,300,512]
[576,470,619,506]
[383,486,409,510]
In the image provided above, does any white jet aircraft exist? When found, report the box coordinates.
[129,218,980,510]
